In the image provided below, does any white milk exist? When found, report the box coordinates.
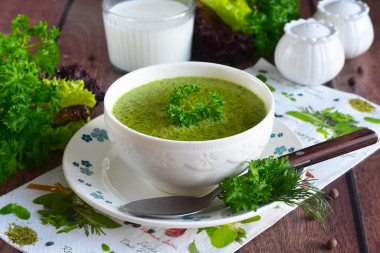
[103,0,194,72]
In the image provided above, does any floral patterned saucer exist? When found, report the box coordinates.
[63,115,302,228]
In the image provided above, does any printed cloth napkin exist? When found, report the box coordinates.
[1,59,379,253]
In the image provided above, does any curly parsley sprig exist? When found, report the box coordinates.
[165,84,225,127]
[218,156,332,230]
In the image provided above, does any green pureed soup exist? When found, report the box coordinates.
[112,77,267,141]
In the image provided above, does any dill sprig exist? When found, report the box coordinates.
[272,179,332,230]
[219,156,332,230]
[165,84,225,127]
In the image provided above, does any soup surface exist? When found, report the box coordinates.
[112,76,267,141]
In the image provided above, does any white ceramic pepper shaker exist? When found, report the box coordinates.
[274,18,345,86]
[314,0,374,59]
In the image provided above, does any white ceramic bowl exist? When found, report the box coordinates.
[275,18,345,86]
[314,0,374,59]
[104,62,275,196]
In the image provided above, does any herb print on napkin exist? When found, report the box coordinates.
[246,59,380,147]
[286,106,363,139]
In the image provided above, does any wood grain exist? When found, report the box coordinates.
[57,0,123,118]
[0,0,67,33]
[0,0,379,252]
[238,175,362,252]
[354,152,380,252]
[329,0,380,252]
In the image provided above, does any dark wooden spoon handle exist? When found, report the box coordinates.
[280,128,378,170]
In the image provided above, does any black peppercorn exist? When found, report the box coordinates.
[329,188,339,199]
[348,77,356,86]
[88,53,95,61]
[326,238,337,249]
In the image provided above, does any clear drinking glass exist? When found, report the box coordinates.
[102,0,195,73]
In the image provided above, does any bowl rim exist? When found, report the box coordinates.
[104,61,275,145]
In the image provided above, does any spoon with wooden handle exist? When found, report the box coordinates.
[120,128,378,218]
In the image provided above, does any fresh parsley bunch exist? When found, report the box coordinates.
[219,156,331,229]
[165,84,225,127]
[0,15,98,185]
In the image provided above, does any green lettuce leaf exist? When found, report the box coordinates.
[201,0,252,33]
[43,78,96,109]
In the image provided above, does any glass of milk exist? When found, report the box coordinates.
[102,0,195,72]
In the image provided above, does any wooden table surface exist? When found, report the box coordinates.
[0,0,379,252]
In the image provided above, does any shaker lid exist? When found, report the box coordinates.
[284,18,338,43]
[317,0,369,19]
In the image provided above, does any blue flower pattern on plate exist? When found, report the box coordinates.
[74,159,94,176]
[91,128,109,142]
[274,145,287,155]
[89,190,112,204]
[90,192,104,199]
[271,132,284,138]
[81,160,92,167]
[270,132,295,155]
[82,134,93,142]
[80,167,93,176]
[288,147,295,153]
[78,179,92,187]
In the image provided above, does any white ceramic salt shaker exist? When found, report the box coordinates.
[314,0,374,59]
[274,18,345,86]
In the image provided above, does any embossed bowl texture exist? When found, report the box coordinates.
[104,62,275,196]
